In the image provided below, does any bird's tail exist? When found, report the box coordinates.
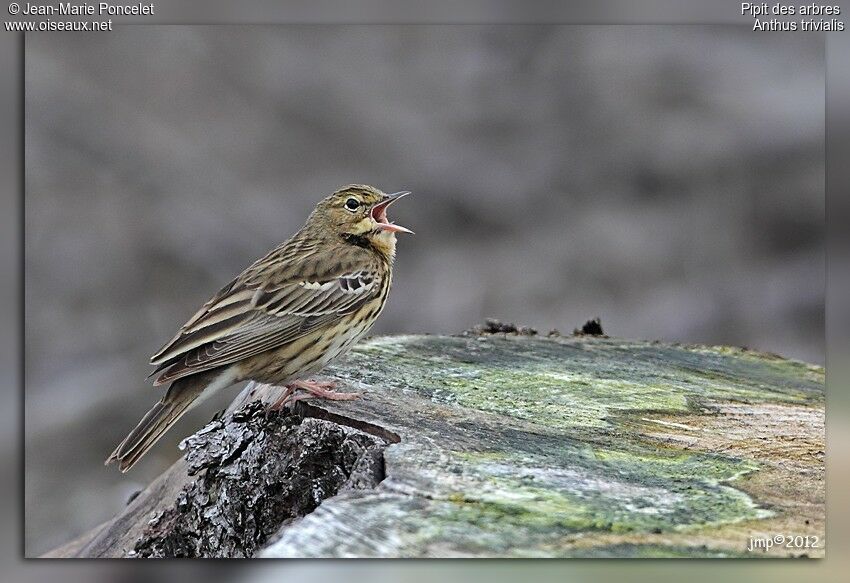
[105,373,211,473]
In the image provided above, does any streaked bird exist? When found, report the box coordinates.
[106,184,412,472]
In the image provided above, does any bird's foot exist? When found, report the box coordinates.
[289,379,361,401]
[266,384,297,411]
[266,379,360,410]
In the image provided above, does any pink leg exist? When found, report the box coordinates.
[290,379,361,401]
[267,384,297,410]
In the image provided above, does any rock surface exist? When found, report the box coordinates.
[47,332,825,558]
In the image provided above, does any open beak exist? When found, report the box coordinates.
[371,191,414,234]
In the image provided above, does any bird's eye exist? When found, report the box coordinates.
[344,198,360,211]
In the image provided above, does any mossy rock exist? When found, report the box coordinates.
[260,334,824,558]
[49,333,823,558]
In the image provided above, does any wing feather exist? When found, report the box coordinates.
[149,246,382,385]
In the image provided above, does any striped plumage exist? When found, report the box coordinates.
[106,185,411,472]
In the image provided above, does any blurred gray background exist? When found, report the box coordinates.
[25,26,824,555]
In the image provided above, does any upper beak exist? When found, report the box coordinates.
[371,191,414,234]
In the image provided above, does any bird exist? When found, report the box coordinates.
[105,184,412,472]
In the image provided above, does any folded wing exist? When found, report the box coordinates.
[149,248,380,385]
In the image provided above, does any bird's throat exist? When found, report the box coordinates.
[341,231,396,262]
[368,231,397,261]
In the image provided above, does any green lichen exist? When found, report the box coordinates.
[438,370,689,430]
[278,334,825,558]
[345,335,822,432]
[423,445,765,548]
[344,335,810,548]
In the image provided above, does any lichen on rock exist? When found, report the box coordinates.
[263,334,824,558]
[47,333,824,559]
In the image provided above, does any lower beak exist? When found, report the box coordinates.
[372,191,414,234]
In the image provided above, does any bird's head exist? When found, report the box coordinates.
[307,184,413,256]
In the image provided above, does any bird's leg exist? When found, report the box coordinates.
[289,378,361,401]
[267,384,297,411]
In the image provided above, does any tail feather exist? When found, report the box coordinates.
[105,374,209,472]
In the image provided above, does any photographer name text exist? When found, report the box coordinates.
[16,2,153,16]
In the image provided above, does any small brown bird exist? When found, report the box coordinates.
[106,184,412,472]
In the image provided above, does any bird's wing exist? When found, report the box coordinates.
[149,244,382,385]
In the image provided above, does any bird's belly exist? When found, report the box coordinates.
[240,305,381,386]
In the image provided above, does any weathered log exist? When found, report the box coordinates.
[46,327,825,558]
